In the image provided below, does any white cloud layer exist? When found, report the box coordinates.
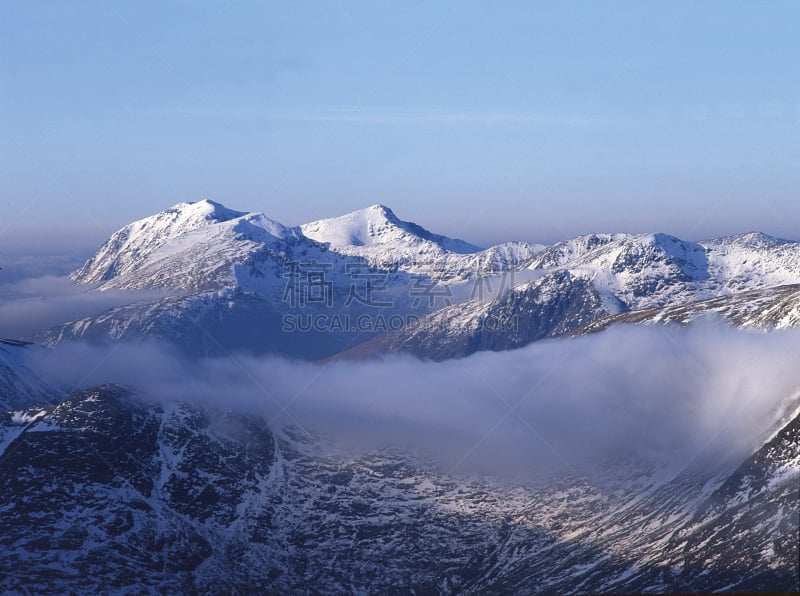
[27,323,800,480]
[0,275,166,339]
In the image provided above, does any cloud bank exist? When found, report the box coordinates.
[26,322,800,480]
[0,274,166,339]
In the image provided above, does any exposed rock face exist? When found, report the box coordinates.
[580,283,800,334]
[339,269,618,361]
[1,385,796,594]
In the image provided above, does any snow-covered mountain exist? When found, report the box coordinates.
[71,199,331,294]
[339,269,620,361]
[72,200,249,287]
[72,200,539,293]
[527,231,800,309]
[301,203,481,255]
[33,200,800,361]
[301,204,546,278]
[343,232,800,360]
[581,283,800,334]
[1,384,796,593]
[39,201,542,357]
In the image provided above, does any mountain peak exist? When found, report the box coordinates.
[300,205,481,254]
[72,199,251,285]
[710,231,791,249]
[170,199,246,223]
[365,203,397,217]
[350,203,403,227]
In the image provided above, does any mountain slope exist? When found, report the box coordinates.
[0,339,62,410]
[301,204,482,254]
[580,283,800,334]
[1,385,796,593]
[663,409,799,593]
[39,290,361,360]
[338,269,622,361]
[342,232,800,360]
[42,201,545,357]
[72,200,249,287]
[301,204,543,278]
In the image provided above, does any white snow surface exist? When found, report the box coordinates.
[72,200,249,285]
[71,201,544,294]
[301,204,481,253]
[527,231,800,310]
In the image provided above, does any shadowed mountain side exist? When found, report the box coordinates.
[664,412,799,594]
[330,270,621,361]
[36,292,380,360]
[333,283,800,362]
[0,385,796,593]
[0,339,63,409]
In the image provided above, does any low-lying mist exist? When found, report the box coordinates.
[0,274,165,339]
[26,323,800,480]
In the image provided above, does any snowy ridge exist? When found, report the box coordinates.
[300,204,545,279]
[531,233,709,310]
[702,232,800,293]
[336,231,800,360]
[71,201,539,294]
[54,200,800,360]
[580,284,800,334]
[529,231,800,309]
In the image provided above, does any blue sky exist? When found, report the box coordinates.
[1,1,798,252]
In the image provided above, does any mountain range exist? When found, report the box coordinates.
[1,200,798,593]
[31,200,800,362]
[38,200,542,358]
[339,230,800,360]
